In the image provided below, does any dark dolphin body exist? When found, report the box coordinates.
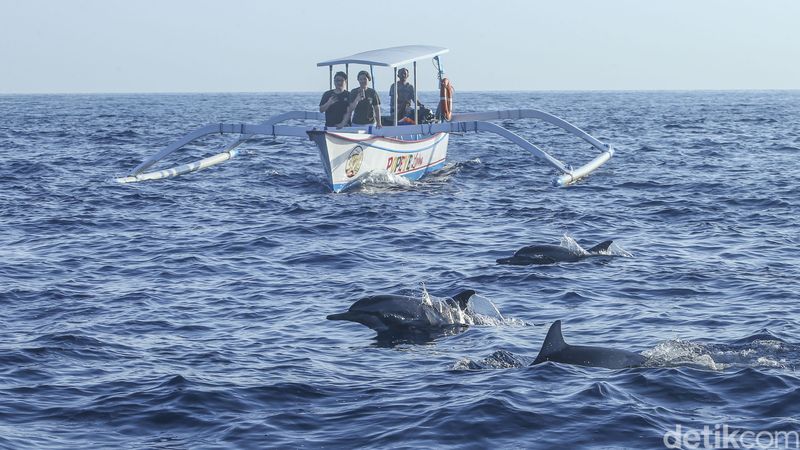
[327,290,477,338]
[531,320,646,369]
[497,240,614,265]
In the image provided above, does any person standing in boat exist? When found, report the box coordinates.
[347,70,382,127]
[388,67,415,122]
[319,71,351,128]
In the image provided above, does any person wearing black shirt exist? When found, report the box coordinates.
[319,71,351,127]
[347,70,382,127]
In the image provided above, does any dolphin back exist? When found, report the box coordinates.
[516,245,575,259]
[532,320,645,369]
[346,295,421,315]
[497,244,581,265]
[573,345,646,369]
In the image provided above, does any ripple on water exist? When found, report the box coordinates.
[1,92,800,448]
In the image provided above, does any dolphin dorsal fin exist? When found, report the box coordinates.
[533,320,569,364]
[543,320,568,351]
[587,240,613,254]
[451,290,476,310]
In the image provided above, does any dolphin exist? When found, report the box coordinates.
[327,290,477,336]
[497,240,614,265]
[531,320,646,369]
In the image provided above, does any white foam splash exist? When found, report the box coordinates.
[415,284,523,328]
[356,170,413,193]
[643,340,725,370]
[608,242,633,257]
[642,337,792,370]
[420,282,433,307]
[453,350,527,370]
[559,233,633,257]
[560,234,588,256]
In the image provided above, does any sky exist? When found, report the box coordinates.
[1,0,798,93]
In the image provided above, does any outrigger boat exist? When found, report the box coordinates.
[116,45,614,191]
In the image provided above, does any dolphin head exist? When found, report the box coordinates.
[326,294,421,333]
[326,310,393,333]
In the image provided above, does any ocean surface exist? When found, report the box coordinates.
[1,91,799,449]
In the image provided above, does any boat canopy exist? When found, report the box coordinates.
[316,45,449,68]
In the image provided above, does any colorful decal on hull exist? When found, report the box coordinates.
[345,146,364,178]
[386,153,425,175]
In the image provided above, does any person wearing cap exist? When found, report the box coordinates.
[319,71,351,128]
[388,68,416,122]
[347,70,382,127]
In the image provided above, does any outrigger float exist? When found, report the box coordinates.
[116,45,614,191]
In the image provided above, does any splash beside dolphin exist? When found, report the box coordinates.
[531,320,646,369]
[327,290,477,336]
[497,240,614,265]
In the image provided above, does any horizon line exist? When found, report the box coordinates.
[2,88,799,96]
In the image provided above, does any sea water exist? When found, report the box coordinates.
[1,91,799,448]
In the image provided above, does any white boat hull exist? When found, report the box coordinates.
[308,131,449,192]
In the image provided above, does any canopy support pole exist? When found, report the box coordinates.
[393,67,398,126]
[413,61,418,124]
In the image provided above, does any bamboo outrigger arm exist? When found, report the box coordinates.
[118,111,325,183]
[116,109,612,186]
[448,109,613,186]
